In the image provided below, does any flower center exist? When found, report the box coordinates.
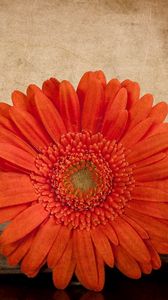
[31,131,134,230]
[71,166,96,192]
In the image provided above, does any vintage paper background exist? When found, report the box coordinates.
[0,0,168,104]
[0,0,168,272]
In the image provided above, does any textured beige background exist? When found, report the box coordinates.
[0,0,168,104]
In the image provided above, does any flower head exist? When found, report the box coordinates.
[0,71,168,291]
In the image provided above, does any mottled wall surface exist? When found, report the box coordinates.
[0,0,168,103]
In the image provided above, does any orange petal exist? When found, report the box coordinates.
[112,216,150,263]
[128,94,153,129]
[145,240,161,269]
[94,71,106,88]
[82,78,104,133]
[121,80,140,109]
[0,115,16,132]
[104,78,121,107]
[101,87,127,134]
[100,223,118,245]
[139,262,152,274]
[21,218,59,273]
[1,239,21,257]
[12,91,28,110]
[95,251,105,291]
[125,208,168,242]
[121,118,153,148]
[126,133,168,164]
[47,226,71,268]
[105,110,128,141]
[151,239,168,254]
[35,91,66,142]
[0,125,36,156]
[91,227,114,267]
[122,214,149,239]
[74,230,98,290]
[131,186,168,202]
[10,107,50,149]
[52,238,75,289]
[0,203,49,244]
[75,264,92,290]
[137,179,168,192]
[114,245,141,279]
[128,201,168,219]
[42,77,60,106]
[134,157,168,181]
[149,102,168,123]
[132,152,166,169]
[59,80,80,132]
[147,123,168,137]
[7,232,35,266]
[0,204,28,223]
[77,71,106,110]
[0,143,36,172]
[0,172,37,207]
[0,103,11,118]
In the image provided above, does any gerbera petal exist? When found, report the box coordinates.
[77,71,106,110]
[91,227,114,267]
[133,152,166,169]
[138,179,168,191]
[125,208,168,242]
[100,223,118,245]
[75,264,92,290]
[82,78,104,133]
[131,186,168,202]
[0,203,49,244]
[34,91,66,142]
[128,201,168,219]
[10,107,51,150]
[0,204,28,223]
[0,143,36,172]
[59,80,80,132]
[151,239,168,254]
[95,251,105,292]
[149,102,168,123]
[21,218,59,273]
[113,245,141,279]
[112,216,150,263]
[128,94,153,129]
[0,115,16,132]
[101,87,127,134]
[104,78,121,107]
[0,172,37,207]
[122,214,149,239]
[52,238,75,289]
[42,77,60,106]
[0,102,11,117]
[12,91,28,110]
[147,123,168,137]
[0,125,36,156]
[47,226,71,268]
[7,232,35,266]
[121,80,140,109]
[126,133,168,164]
[105,110,128,141]
[74,230,98,290]
[145,240,161,269]
[134,157,168,181]
[139,262,152,274]
[121,118,153,147]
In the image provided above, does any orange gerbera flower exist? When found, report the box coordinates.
[0,71,168,291]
